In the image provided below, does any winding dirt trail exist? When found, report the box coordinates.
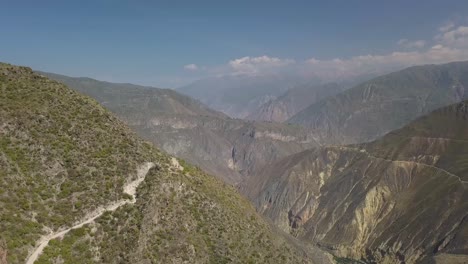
[25,162,155,264]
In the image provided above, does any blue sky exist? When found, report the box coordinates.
[1,0,468,87]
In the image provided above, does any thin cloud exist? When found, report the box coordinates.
[228,56,295,75]
[184,64,199,71]
[305,44,468,80]
[397,39,426,49]
[439,21,455,32]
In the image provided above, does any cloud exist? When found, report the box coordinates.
[187,20,468,82]
[301,21,468,80]
[228,56,295,75]
[304,44,468,80]
[184,64,199,71]
[397,39,426,49]
[435,26,468,48]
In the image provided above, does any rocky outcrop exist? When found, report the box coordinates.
[244,101,468,263]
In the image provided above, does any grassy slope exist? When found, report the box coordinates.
[0,63,315,263]
[0,63,152,262]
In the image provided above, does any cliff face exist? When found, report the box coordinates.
[126,114,317,184]
[288,61,468,145]
[244,101,468,263]
[41,72,317,184]
[2,63,328,263]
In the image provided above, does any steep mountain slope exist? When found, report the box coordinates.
[177,74,307,118]
[247,82,345,122]
[41,72,317,184]
[244,101,468,263]
[0,63,331,263]
[288,61,468,145]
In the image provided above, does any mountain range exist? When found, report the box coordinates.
[3,59,468,264]
[177,74,309,118]
[288,61,468,145]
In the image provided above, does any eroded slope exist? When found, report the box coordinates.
[244,101,468,263]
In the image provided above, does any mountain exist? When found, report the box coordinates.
[177,74,309,118]
[41,72,318,184]
[243,100,468,263]
[247,82,345,122]
[0,63,333,263]
[288,61,468,145]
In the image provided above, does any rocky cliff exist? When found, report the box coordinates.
[244,100,468,263]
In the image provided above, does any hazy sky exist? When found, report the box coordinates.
[1,0,468,87]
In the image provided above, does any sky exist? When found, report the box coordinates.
[1,0,468,87]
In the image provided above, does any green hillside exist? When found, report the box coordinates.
[0,63,327,263]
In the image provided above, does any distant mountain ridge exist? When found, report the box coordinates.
[177,74,310,118]
[288,61,468,145]
[243,100,468,263]
[247,82,345,122]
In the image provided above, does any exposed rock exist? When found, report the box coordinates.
[244,101,468,263]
